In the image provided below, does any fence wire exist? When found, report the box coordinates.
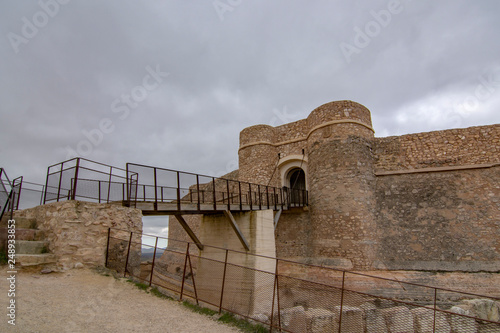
[106,228,500,333]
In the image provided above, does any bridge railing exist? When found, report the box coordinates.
[42,158,308,211]
[126,162,308,211]
[0,169,23,220]
[43,158,135,204]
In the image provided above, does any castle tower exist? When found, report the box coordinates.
[305,101,376,269]
[238,100,378,270]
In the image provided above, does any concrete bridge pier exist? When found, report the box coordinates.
[195,209,276,317]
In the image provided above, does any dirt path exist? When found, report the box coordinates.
[0,266,241,333]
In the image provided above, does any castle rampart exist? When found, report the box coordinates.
[170,100,499,274]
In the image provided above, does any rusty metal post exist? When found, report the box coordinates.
[248,183,253,210]
[238,181,242,211]
[212,177,217,210]
[98,180,101,203]
[126,163,130,204]
[149,237,159,287]
[176,171,181,211]
[219,249,229,314]
[339,271,346,332]
[266,186,270,209]
[226,179,230,210]
[180,242,190,301]
[276,259,282,331]
[56,162,63,202]
[187,250,199,305]
[154,168,158,211]
[107,166,112,203]
[105,228,111,268]
[258,185,262,210]
[196,175,200,211]
[433,288,437,333]
[273,187,277,211]
[123,231,133,278]
[270,258,279,331]
[72,158,80,201]
[43,166,50,204]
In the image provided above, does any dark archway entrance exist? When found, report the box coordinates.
[288,168,306,205]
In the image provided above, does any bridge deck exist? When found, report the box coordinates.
[129,201,297,215]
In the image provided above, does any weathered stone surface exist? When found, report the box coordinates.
[335,305,365,333]
[461,299,500,322]
[361,302,388,333]
[280,306,307,332]
[15,201,142,271]
[449,306,478,333]
[411,307,451,333]
[381,306,414,333]
[305,308,336,333]
[235,100,500,272]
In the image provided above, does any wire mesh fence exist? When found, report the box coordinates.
[105,227,500,333]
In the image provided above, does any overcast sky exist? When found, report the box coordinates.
[1,1,499,236]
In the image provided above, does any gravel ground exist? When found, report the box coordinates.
[0,266,241,333]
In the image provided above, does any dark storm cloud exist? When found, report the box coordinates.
[1,0,499,184]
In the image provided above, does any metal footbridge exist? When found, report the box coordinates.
[41,158,308,215]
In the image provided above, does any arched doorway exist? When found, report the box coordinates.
[288,168,306,205]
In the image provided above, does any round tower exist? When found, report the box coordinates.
[238,124,278,185]
[305,100,377,269]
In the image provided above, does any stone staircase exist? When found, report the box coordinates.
[0,215,56,268]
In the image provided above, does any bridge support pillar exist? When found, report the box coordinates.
[196,209,276,316]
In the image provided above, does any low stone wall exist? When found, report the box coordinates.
[15,201,143,271]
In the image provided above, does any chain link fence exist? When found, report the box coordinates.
[106,227,500,333]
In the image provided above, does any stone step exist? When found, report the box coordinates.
[0,216,37,229]
[15,240,49,254]
[0,228,45,241]
[15,254,56,267]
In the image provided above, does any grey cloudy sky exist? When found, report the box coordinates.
[1,1,499,235]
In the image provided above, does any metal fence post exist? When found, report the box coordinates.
[105,228,111,267]
[56,162,63,202]
[339,271,346,332]
[154,168,158,211]
[248,183,252,210]
[123,232,133,278]
[433,288,437,333]
[187,249,199,305]
[126,163,130,204]
[270,258,279,331]
[176,172,181,211]
[212,177,217,210]
[219,249,229,314]
[106,166,112,203]
[238,181,242,211]
[149,237,159,287]
[196,175,200,211]
[180,242,190,301]
[226,179,230,211]
[72,158,80,201]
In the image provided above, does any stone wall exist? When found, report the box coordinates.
[374,125,500,172]
[16,201,143,271]
[374,166,500,272]
[237,99,500,273]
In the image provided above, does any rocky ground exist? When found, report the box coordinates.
[0,266,241,333]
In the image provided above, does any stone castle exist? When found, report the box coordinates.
[170,99,500,274]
